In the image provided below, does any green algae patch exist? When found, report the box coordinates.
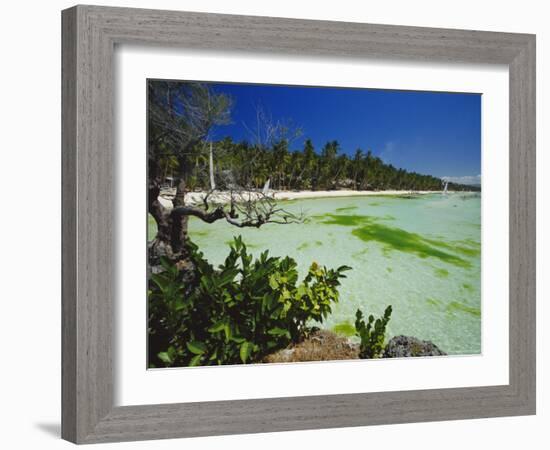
[314,213,372,227]
[457,238,481,248]
[351,249,368,259]
[462,283,474,292]
[332,322,356,337]
[425,238,481,258]
[314,213,375,227]
[335,205,358,212]
[191,230,210,237]
[297,241,322,251]
[351,223,471,268]
[386,267,393,273]
[447,301,481,317]
[453,245,480,257]
[434,268,449,278]
[314,213,394,227]
[426,298,443,308]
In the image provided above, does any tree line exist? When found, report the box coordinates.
[175,137,479,193]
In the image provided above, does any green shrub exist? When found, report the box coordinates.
[148,236,351,367]
[355,305,392,359]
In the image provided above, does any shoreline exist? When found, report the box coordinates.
[273,189,445,201]
[158,189,477,208]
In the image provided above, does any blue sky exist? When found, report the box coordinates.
[207,82,481,184]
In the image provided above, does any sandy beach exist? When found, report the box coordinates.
[157,189,456,208]
[272,190,443,201]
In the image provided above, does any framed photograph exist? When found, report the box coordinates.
[62,5,536,444]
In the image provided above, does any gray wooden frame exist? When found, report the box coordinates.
[62,4,536,444]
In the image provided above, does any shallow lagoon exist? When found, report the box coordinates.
[155,193,482,355]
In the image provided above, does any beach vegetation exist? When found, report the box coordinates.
[148,236,351,367]
[355,305,393,359]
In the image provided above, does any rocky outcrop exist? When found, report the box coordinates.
[263,332,447,363]
[383,335,446,358]
[263,330,359,363]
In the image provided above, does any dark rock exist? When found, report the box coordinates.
[383,335,447,358]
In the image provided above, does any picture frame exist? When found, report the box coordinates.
[61,4,536,444]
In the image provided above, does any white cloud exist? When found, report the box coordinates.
[441,174,481,186]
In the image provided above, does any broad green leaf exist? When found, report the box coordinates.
[267,327,291,338]
[189,355,202,366]
[295,285,307,299]
[174,299,185,312]
[332,322,356,337]
[223,323,232,342]
[157,352,172,364]
[208,320,226,333]
[186,340,206,355]
[218,269,238,287]
[200,276,212,292]
[230,335,246,344]
[280,288,291,300]
[240,341,252,363]
[159,256,172,271]
[151,274,169,292]
[268,275,279,289]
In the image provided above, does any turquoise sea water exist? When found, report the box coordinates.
[152,193,482,355]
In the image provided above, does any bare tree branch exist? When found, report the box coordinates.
[242,103,303,150]
[171,204,226,223]
[171,189,304,229]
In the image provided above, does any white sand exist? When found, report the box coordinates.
[157,189,448,208]
[272,190,442,201]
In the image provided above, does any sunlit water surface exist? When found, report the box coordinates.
[152,193,481,355]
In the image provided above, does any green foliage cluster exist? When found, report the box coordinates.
[148,237,351,367]
[182,137,478,192]
[355,305,393,359]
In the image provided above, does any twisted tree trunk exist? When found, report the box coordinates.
[148,171,226,273]
[148,149,192,273]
